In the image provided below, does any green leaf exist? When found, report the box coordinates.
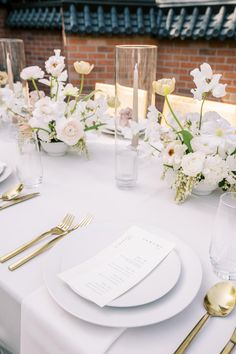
[179,130,193,152]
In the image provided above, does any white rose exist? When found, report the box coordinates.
[226,155,236,172]
[73,61,94,75]
[56,118,84,146]
[181,152,205,177]
[20,66,44,81]
[152,78,175,96]
[203,155,228,185]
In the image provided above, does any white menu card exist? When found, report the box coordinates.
[59,226,175,307]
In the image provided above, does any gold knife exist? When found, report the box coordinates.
[0,193,40,210]
[220,328,236,354]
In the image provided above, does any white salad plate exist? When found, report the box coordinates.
[44,222,202,328]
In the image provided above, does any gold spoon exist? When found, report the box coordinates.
[174,282,236,354]
[0,183,24,201]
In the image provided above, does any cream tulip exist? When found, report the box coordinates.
[73,61,94,75]
[152,78,175,96]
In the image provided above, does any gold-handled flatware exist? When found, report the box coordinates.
[0,183,24,200]
[220,328,236,354]
[8,214,93,271]
[174,282,236,354]
[0,213,74,263]
[0,192,40,211]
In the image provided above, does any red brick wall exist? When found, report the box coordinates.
[65,36,236,105]
[1,7,236,105]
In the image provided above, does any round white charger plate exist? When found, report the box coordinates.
[44,223,202,328]
[0,164,12,183]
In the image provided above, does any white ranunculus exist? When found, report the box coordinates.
[56,118,84,146]
[152,78,175,96]
[20,66,44,81]
[63,83,79,97]
[181,152,205,177]
[162,141,187,170]
[73,61,94,75]
[32,96,58,123]
[226,155,236,172]
[45,49,65,77]
[203,155,228,185]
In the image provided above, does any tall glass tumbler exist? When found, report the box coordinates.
[16,134,43,188]
[210,192,236,280]
[115,45,157,188]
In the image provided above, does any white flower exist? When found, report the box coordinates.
[120,120,140,139]
[181,151,205,177]
[191,135,217,155]
[20,66,44,81]
[152,78,175,96]
[63,84,79,97]
[203,155,228,185]
[45,49,65,77]
[32,97,59,123]
[56,118,84,146]
[226,155,236,172]
[73,61,94,75]
[162,141,187,170]
[190,63,227,100]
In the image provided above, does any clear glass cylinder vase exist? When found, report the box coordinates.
[115,45,157,188]
[0,39,26,89]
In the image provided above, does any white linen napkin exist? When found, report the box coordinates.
[20,287,125,354]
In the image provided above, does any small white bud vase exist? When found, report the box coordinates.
[41,141,68,157]
[192,180,218,196]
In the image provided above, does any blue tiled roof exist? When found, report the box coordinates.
[6,3,236,39]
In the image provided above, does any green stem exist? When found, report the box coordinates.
[31,79,40,99]
[150,144,161,153]
[7,108,25,119]
[32,127,51,134]
[55,77,59,101]
[199,96,206,131]
[71,74,84,114]
[165,95,183,130]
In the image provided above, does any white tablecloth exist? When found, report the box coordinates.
[0,132,235,354]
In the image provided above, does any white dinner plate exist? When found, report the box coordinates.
[65,241,181,308]
[0,163,12,183]
[44,223,202,328]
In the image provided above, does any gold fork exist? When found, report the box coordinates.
[0,213,75,263]
[9,214,93,271]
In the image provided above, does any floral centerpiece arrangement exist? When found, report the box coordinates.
[145,63,236,203]
[0,50,109,155]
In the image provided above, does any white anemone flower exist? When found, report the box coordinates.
[162,141,187,170]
